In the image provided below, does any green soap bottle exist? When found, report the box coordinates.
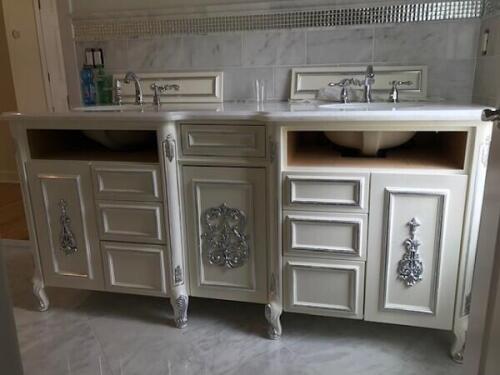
[93,49,113,105]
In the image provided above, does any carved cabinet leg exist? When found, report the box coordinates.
[450,328,466,363]
[171,294,189,329]
[265,302,282,340]
[32,276,49,312]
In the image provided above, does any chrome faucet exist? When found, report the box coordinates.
[124,71,144,105]
[363,65,375,103]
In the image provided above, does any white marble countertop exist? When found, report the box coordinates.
[2,101,492,123]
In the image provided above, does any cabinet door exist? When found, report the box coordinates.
[183,166,267,303]
[365,173,467,330]
[28,161,103,290]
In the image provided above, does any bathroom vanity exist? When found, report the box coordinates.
[4,101,493,362]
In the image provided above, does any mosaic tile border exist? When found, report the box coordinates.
[73,0,483,42]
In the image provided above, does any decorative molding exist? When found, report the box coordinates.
[173,295,188,328]
[290,66,427,101]
[58,199,78,256]
[174,265,183,285]
[73,1,482,41]
[201,203,249,269]
[398,217,424,287]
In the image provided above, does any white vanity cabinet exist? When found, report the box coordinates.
[27,161,104,290]
[182,166,268,303]
[365,173,468,330]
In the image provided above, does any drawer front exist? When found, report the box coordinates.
[181,124,266,158]
[96,201,165,244]
[92,164,161,202]
[284,172,369,213]
[284,258,365,319]
[102,241,168,296]
[284,211,367,260]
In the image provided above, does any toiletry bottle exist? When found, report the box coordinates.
[80,48,96,106]
[93,49,113,105]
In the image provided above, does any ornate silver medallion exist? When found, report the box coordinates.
[201,203,249,268]
[398,217,423,287]
[59,199,78,256]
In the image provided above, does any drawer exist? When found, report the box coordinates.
[284,211,367,260]
[91,164,161,202]
[101,241,168,296]
[96,201,165,244]
[180,124,266,158]
[284,172,369,213]
[284,258,365,319]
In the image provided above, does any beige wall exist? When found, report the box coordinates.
[0,3,18,182]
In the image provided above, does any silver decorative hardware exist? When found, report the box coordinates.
[174,265,183,285]
[151,83,180,106]
[74,1,482,41]
[388,80,412,103]
[269,139,277,162]
[482,108,500,121]
[398,217,424,287]
[163,134,176,162]
[201,203,249,269]
[173,295,188,328]
[59,199,78,256]
[464,292,472,315]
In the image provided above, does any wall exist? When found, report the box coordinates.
[0,3,18,182]
[473,15,500,105]
[70,0,481,104]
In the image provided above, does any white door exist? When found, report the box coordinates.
[183,166,267,303]
[365,173,467,330]
[28,161,103,290]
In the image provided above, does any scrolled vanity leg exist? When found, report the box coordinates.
[450,328,466,363]
[265,302,282,340]
[171,294,189,329]
[32,275,49,312]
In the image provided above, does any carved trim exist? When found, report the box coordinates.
[173,295,188,328]
[174,265,183,285]
[59,199,78,255]
[163,134,176,162]
[201,203,249,269]
[398,217,424,287]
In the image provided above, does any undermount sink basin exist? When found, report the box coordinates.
[324,131,416,156]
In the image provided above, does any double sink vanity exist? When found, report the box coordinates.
[4,68,494,363]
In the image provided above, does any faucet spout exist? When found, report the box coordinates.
[124,71,144,105]
[363,65,375,103]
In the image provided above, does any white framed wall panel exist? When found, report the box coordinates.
[365,173,468,330]
[283,211,367,260]
[284,172,370,213]
[284,257,365,319]
[101,241,169,296]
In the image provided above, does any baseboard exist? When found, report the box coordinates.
[0,171,19,183]
[0,239,31,251]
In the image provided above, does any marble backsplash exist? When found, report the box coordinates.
[77,19,480,103]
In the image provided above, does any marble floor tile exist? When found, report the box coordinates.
[5,248,461,375]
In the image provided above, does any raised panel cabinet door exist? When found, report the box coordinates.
[27,161,103,290]
[183,166,267,303]
[365,173,468,330]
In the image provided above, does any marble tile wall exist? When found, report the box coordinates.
[473,15,500,105]
[77,19,480,102]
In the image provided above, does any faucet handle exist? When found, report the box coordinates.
[328,78,361,103]
[151,82,166,106]
[388,80,412,103]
